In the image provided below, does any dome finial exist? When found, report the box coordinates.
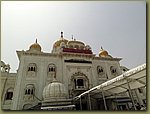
[35,39,37,43]
[72,35,73,40]
[61,31,63,38]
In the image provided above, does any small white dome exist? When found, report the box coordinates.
[43,79,67,101]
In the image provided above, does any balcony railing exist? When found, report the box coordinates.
[63,48,92,54]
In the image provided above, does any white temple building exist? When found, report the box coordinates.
[1,32,146,110]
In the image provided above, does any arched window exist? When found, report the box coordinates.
[71,72,89,90]
[48,64,56,72]
[27,63,37,72]
[5,88,13,100]
[97,66,104,74]
[74,78,85,89]
[25,84,34,95]
[110,66,117,75]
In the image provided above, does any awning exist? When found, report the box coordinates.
[74,63,146,100]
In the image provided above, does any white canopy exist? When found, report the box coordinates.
[74,63,146,100]
[41,105,75,110]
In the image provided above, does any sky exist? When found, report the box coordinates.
[1,1,146,73]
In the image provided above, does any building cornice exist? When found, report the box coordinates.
[16,50,121,61]
[16,50,96,60]
[93,56,122,61]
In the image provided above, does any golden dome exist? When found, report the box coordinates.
[99,47,109,57]
[53,32,68,48]
[29,39,41,51]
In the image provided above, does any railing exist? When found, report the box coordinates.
[63,48,92,54]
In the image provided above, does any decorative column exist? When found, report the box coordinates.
[88,93,92,110]
[101,88,107,110]
[80,97,82,110]
[126,78,137,110]
[114,93,118,110]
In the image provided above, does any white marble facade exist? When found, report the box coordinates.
[1,32,134,110]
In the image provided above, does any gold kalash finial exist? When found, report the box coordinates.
[61,31,63,38]
[35,39,37,43]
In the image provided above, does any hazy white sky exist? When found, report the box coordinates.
[1,1,146,72]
